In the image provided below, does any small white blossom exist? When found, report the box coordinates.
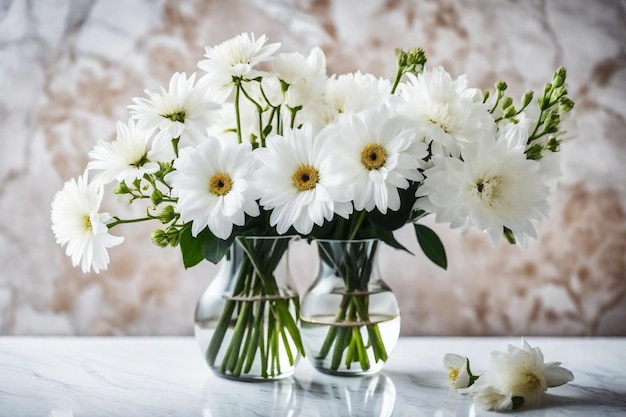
[443,353,472,389]
[397,66,493,158]
[323,72,391,123]
[473,338,574,411]
[51,173,123,273]
[198,32,280,95]
[87,118,160,187]
[128,72,220,158]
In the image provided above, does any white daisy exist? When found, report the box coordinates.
[254,124,353,235]
[417,128,550,247]
[473,338,574,411]
[166,137,259,240]
[198,32,281,95]
[323,72,391,123]
[87,118,160,187]
[397,66,494,158]
[51,173,124,273]
[328,104,427,214]
[128,72,220,156]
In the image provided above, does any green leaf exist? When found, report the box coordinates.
[414,224,447,270]
[370,224,412,255]
[179,225,204,269]
[199,227,235,264]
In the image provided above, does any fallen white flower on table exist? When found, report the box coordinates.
[472,338,574,411]
[443,353,478,389]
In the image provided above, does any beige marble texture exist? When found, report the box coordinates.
[0,0,624,336]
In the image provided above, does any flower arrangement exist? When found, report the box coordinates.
[444,338,575,411]
[51,33,576,377]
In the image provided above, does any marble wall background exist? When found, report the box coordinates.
[0,0,624,336]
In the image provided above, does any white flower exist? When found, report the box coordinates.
[473,338,574,411]
[443,353,472,389]
[167,137,259,240]
[323,72,391,123]
[51,173,123,273]
[271,47,327,107]
[417,128,550,247]
[87,118,160,187]
[328,104,427,214]
[128,72,220,157]
[254,124,353,235]
[198,32,280,94]
[397,66,493,158]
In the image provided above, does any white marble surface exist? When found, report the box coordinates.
[0,337,624,416]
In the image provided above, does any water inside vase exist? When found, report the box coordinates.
[195,293,300,381]
[299,314,401,375]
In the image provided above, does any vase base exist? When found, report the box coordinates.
[209,367,296,382]
[311,363,384,377]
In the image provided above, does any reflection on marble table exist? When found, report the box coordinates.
[0,337,625,416]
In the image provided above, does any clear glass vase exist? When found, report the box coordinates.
[300,239,401,376]
[194,236,304,381]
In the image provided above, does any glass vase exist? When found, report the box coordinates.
[194,236,304,381]
[300,239,401,376]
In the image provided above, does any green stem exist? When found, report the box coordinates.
[107,216,154,228]
[390,68,403,95]
[234,80,243,144]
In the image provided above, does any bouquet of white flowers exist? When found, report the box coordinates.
[51,33,575,378]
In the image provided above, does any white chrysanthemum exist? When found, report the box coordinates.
[254,124,353,235]
[328,104,427,214]
[397,66,494,157]
[323,72,391,123]
[128,72,220,158]
[167,137,259,240]
[417,128,550,247]
[87,118,160,187]
[473,338,574,411]
[443,353,471,389]
[51,173,124,273]
[198,32,281,94]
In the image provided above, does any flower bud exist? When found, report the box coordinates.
[165,226,181,247]
[522,90,534,107]
[552,66,567,88]
[151,229,169,248]
[496,80,507,91]
[157,205,177,224]
[559,97,575,112]
[151,189,164,205]
[501,96,513,109]
[113,181,131,195]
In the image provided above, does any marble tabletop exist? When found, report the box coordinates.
[0,337,624,416]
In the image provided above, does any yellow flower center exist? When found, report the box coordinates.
[83,215,93,232]
[472,176,502,208]
[209,173,233,196]
[509,367,546,395]
[360,143,386,170]
[448,367,460,384]
[292,165,319,191]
